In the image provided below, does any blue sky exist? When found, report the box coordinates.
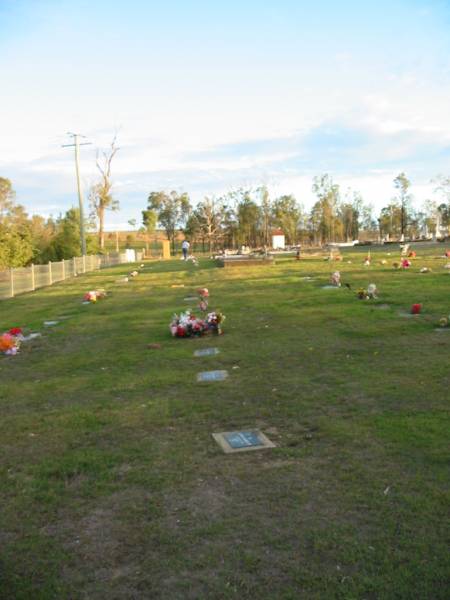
[1,0,450,228]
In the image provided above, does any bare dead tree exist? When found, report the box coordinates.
[89,136,119,249]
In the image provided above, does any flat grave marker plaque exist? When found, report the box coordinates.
[374,304,390,310]
[43,321,59,326]
[212,430,275,454]
[197,370,228,382]
[183,297,198,302]
[194,347,220,357]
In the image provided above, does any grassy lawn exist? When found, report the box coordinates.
[0,245,449,599]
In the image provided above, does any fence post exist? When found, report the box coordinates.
[9,268,14,298]
[73,257,77,276]
[31,264,35,291]
[62,260,65,280]
[48,261,53,285]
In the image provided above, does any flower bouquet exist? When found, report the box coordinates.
[357,288,369,300]
[330,271,341,287]
[197,287,209,312]
[411,303,422,314]
[367,283,378,299]
[170,311,208,337]
[206,311,226,335]
[438,316,449,328]
[83,289,107,303]
[0,327,23,356]
[401,259,411,269]
[169,309,226,337]
[186,255,199,266]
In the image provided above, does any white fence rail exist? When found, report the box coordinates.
[0,251,143,300]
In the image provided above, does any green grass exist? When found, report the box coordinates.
[0,244,449,599]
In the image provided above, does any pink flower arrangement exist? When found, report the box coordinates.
[169,309,226,337]
[83,289,107,303]
[170,311,208,337]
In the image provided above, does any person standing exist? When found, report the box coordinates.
[181,239,190,260]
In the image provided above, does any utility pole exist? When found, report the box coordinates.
[62,132,92,255]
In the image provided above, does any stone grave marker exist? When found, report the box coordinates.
[194,347,220,357]
[184,297,198,302]
[43,321,59,326]
[212,430,275,454]
[197,370,228,382]
[374,304,390,310]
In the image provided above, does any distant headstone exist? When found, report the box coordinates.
[194,347,220,357]
[212,430,276,454]
[184,297,198,302]
[43,321,59,326]
[22,333,42,341]
[197,370,228,382]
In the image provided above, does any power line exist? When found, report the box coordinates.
[62,132,92,256]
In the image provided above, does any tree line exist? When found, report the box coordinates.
[1,170,449,269]
[143,173,450,253]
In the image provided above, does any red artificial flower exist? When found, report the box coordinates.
[176,326,186,337]
[9,327,22,336]
[411,303,422,314]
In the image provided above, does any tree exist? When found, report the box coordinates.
[235,191,261,247]
[141,209,158,252]
[272,195,302,245]
[184,212,203,250]
[338,190,365,242]
[259,186,272,246]
[191,196,227,252]
[146,191,191,251]
[89,136,119,250]
[0,177,15,216]
[311,174,341,243]
[378,201,402,239]
[432,175,450,235]
[0,179,34,268]
[393,172,412,237]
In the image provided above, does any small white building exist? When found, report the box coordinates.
[271,229,285,249]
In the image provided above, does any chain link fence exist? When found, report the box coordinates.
[0,251,143,300]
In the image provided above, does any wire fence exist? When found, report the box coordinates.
[0,251,144,301]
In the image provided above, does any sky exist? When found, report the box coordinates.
[1,0,450,230]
